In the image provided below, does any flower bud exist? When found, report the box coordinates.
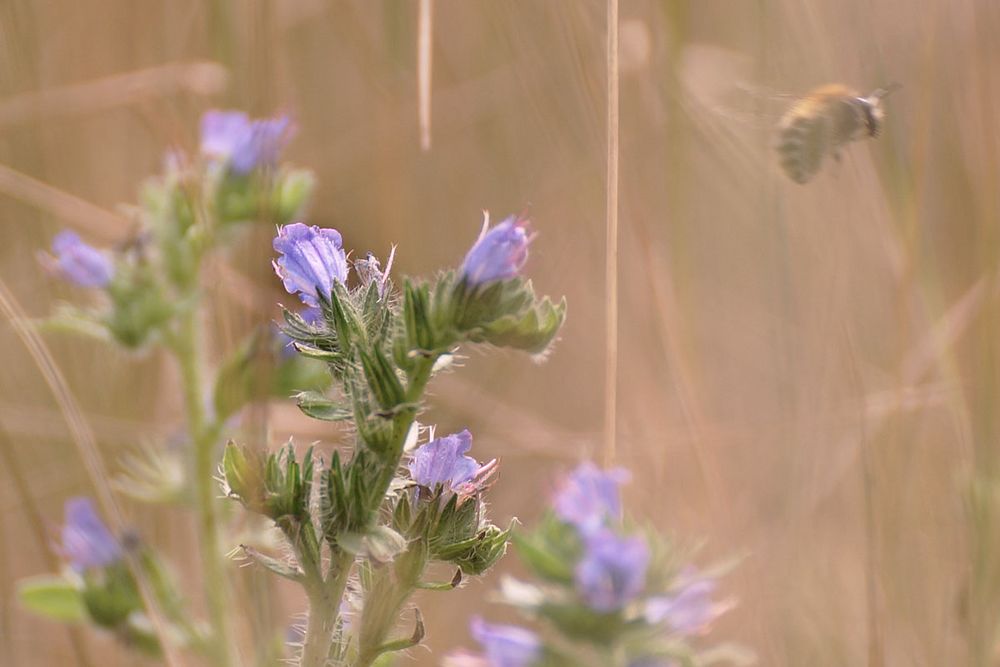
[459,213,532,287]
[60,497,122,572]
[44,231,114,288]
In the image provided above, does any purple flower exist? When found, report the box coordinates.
[60,497,121,572]
[645,569,728,635]
[272,223,349,308]
[552,462,629,535]
[200,110,293,175]
[459,212,532,286]
[408,430,496,496]
[45,231,114,288]
[575,529,650,612]
[470,617,541,667]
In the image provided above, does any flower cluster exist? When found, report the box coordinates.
[448,462,743,667]
[223,213,564,666]
[39,109,309,350]
[26,105,570,667]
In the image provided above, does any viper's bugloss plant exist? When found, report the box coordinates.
[445,463,751,667]
[21,104,569,667]
[20,108,322,667]
[221,208,565,666]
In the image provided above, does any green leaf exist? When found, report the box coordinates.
[272,356,332,398]
[416,568,462,591]
[17,576,86,622]
[213,332,263,422]
[237,545,305,582]
[371,608,424,657]
[295,391,353,421]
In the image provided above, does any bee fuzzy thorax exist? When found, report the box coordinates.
[775,83,895,184]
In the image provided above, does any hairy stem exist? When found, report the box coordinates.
[352,580,416,667]
[172,304,233,667]
[299,549,355,667]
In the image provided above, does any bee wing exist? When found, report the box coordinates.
[690,81,796,129]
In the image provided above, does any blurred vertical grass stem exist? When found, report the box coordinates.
[604,0,620,467]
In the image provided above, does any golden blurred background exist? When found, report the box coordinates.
[2,0,999,665]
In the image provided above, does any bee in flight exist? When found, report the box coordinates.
[775,83,899,184]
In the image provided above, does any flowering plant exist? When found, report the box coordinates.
[19,106,566,667]
[224,210,564,666]
[446,463,752,667]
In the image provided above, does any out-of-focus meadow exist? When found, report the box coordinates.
[2,0,998,664]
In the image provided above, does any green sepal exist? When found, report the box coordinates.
[319,282,366,358]
[477,295,567,354]
[103,259,176,349]
[222,441,313,521]
[427,494,480,560]
[17,575,87,622]
[81,562,143,628]
[452,521,514,575]
[295,390,353,421]
[391,492,412,533]
[214,172,257,224]
[359,346,406,411]
[359,279,394,346]
[536,601,625,646]
[273,168,316,225]
[150,180,200,288]
[265,443,314,520]
[321,450,374,538]
[279,307,345,370]
[222,440,266,514]
[512,514,582,584]
[439,275,567,355]
[402,279,436,353]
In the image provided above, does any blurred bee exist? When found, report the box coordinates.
[775,83,899,184]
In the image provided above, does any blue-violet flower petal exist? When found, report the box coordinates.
[272,223,349,308]
[574,529,650,612]
[459,213,532,286]
[470,617,541,667]
[49,231,114,288]
[61,497,122,572]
